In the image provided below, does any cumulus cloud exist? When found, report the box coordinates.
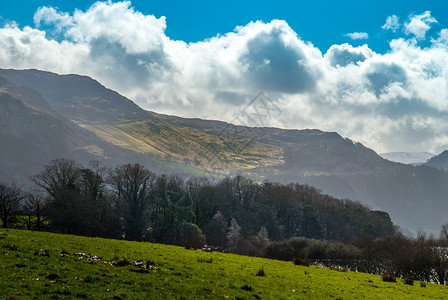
[404,11,437,40]
[1,2,448,154]
[325,44,374,67]
[432,28,448,45]
[345,32,368,40]
[382,15,400,32]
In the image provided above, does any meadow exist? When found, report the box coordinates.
[1,228,448,299]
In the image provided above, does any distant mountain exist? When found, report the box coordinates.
[0,75,163,186]
[0,69,147,124]
[1,68,448,234]
[380,152,434,165]
[425,150,448,171]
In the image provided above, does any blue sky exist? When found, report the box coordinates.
[1,0,447,53]
[1,1,448,153]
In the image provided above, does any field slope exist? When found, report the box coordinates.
[1,229,448,299]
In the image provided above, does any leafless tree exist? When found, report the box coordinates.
[440,223,448,241]
[108,163,156,241]
[0,182,24,228]
[31,158,82,199]
[23,191,47,230]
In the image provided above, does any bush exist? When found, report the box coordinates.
[256,267,265,276]
[403,276,414,286]
[264,240,294,261]
[293,257,311,267]
[289,237,308,254]
[382,273,396,283]
[302,239,327,259]
[326,241,361,260]
[181,223,206,249]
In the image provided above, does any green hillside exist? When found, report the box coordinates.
[2,229,448,299]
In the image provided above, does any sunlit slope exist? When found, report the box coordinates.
[2,228,448,299]
[80,118,284,173]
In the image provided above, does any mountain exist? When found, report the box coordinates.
[426,150,448,171]
[380,152,434,165]
[1,68,448,234]
[0,75,165,186]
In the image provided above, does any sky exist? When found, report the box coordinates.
[1,1,448,154]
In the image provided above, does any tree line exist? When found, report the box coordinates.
[0,158,396,244]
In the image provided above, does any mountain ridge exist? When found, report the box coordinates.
[1,68,447,234]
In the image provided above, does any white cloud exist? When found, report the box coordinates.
[1,3,448,154]
[324,43,374,67]
[382,15,400,32]
[432,28,448,45]
[345,32,368,40]
[404,11,437,40]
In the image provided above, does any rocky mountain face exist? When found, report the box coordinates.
[1,68,448,234]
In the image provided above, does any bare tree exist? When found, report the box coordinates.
[31,158,82,199]
[23,191,47,231]
[440,223,448,241]
[0,182,24,228]
[80,161,107,201]
[108,163,156,241]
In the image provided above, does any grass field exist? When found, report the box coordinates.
[1,228,448,299]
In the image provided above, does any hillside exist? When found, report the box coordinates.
[426,150,448,171]
[1,68,448,234]
[2,228,448,299]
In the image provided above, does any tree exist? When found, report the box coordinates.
[227,217,241,252]
[300,205,324,239]
[108,163,156,241]
[32,158,82,200]
[0,182,24,228]
[23,191,47,231]
[79,161,107,201]
[181,222,206,249]
[31,159,89,234]
[255,226,270,249]
[149,174,187,244]
[31,159,117,236]
[205,211,228,248]
[440,222,448,241]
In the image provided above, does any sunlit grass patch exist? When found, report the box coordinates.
[1,228,448,299]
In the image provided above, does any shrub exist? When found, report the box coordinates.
[302,239,327,259]
[381,273,396,283]
[184,240,196,250]
[327,241,361,260]
[289,237,308,254]
[181,223,206,249]
[256,267,265,276]
[403,276,414,286]
[197,257,213,263]
[293,257,311,267]
[241,284,252,291]
[264,240,294,261]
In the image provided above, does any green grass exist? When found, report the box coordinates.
[1,228,448,299]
